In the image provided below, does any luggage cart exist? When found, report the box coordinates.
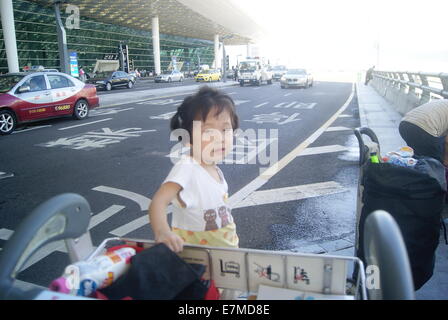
[0,193,414,300]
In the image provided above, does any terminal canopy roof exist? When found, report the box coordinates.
[29,0,265,44]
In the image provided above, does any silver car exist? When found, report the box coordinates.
[271,65,287,81]
[280,69,313,89]
[154,70,184,83]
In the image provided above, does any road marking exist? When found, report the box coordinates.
[283,102,297,108]
[338,114,352,118]
[284,93,292,97]
[234,100,250,106]
[89,205,125,230]
[12,125,51,134]
[90,107,134,117]
[253,87,261,90]
[244,112,300,125]
[150,111,177,120]
[298,145,349,156]
[137,98,183,106]
[58,118,112,131]
[294,102,317,109]
[232,181,348,209]
[326,126,352,132]
[0,172,14,180]
[92,186,150,211]
[40,127,155,150]
[229,84,355,208]
[273,102,286,108]
[0,228,13,240]
[253,102,269,109]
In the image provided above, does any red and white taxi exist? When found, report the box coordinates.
[0,72,99,135]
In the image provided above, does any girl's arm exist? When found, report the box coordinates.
[149,182,185,252]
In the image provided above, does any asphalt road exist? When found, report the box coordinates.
[0,79,361,287]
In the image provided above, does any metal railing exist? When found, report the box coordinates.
[373,71,448,100]
[370,70,448,114]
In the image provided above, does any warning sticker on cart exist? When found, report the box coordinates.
[286,256,347,295]
[210,250,247,291]
[247,254,284,292]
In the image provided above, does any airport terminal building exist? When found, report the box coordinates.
[0,0,263,75]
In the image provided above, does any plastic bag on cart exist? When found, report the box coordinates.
[357,156,446,290]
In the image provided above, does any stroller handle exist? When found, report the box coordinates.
[354,127,380,166]
[0,193,91,299]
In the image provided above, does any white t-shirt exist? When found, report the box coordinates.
[163,155,234,232]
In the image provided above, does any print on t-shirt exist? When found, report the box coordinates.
[204,209,219,231]
[218,206,230,227]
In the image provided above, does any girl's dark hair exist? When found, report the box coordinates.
[170,86,239,143]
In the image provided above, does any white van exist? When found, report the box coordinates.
[238,58,273,86]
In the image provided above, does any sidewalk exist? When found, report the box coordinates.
[355,81,448,300]
[99,80,239,108]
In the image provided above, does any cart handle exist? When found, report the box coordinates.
[354,127,380,166]
[363,210,415,300]
[0,193,91,300]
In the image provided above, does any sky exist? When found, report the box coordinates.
[229,0,448,72]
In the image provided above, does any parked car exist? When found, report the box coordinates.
[154,70,184,83]
[194,69,221,82]
[86,71,135,91]
[280,69,313,89]
[0,72,99,135]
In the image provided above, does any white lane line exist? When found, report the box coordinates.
[253,87,261,90]
[298,145,349,156]
[92,186,150,211]
[12,125,51,134]
[234,100,250,106]
[273,102,286,108]
[326,126,352,132]
[283,102,297,108]
[338,114,352,118]
[229,84,355,208]
[90,107,134,117]
[109,205,174,236]
[284,93,292,97]
[253,102,269,109]
[58,118,112,131]
[232,181,348,209]
[89,205,125,229]
[0,228,13,240]
[0,172,14,180]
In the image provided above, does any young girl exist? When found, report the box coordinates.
[149,86,240,252]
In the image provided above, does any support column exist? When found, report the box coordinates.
[0,0,19,73]
[246,43,251,58]
[54,2,70,74]
[152,16,161,76]
[214,34,220,69]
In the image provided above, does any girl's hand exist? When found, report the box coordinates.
[155,231,184,253]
